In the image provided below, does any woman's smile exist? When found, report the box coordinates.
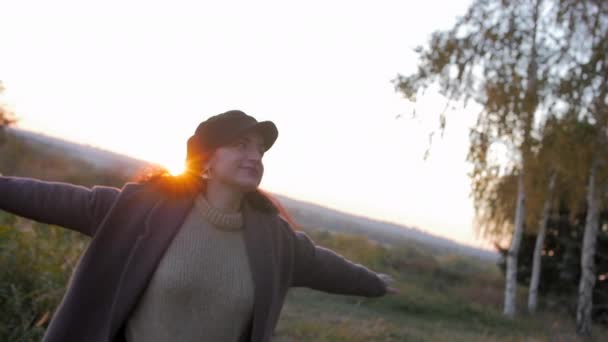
[239,166,260,177]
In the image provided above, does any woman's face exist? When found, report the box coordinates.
[206,131,266,192]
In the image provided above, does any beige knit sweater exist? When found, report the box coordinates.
[125,193,254,342]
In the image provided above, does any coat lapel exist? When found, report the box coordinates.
[243,204,276,341]
[109,193,195,337]
[107,192,277,341]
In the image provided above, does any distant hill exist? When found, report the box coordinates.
[6,126,498,261]
[275,194,498,261]
[6,127,158,178]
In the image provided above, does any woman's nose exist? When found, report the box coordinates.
[247,147,263,161]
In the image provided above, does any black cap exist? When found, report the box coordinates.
[186,110,278,166]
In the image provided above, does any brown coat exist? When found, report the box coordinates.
[0,176,387,342]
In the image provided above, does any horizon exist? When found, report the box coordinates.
[0,0,491,249]
[8,125,494,253]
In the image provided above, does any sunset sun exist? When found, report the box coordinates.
[167,163,186,176]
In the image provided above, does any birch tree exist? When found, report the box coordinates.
[527,170,556,313]
[549,1,608,335]
[526,115,590,313]
[395,0,552,317]
[395,0,608,319]
[468,115,590,313]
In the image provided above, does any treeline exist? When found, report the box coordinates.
[491,116,608,324]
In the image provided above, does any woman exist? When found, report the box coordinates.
[0,110,396,342]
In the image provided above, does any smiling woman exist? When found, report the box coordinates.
[0,109,395,342]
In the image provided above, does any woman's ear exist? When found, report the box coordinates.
[201,153,217,179]
[202,165,211,179]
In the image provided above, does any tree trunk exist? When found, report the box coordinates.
[576,157,601,336]
[507,0,539,318]
[528,171,556,313]
[504,170,526,317]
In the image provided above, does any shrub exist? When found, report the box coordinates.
[0,222,87,341]
[307,230,388,270]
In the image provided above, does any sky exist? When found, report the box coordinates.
[0,0,491,248]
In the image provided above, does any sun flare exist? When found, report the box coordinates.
[167,163,186,176]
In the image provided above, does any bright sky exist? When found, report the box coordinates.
[0,0,490,248]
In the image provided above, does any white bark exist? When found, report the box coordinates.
[528,172,556,313]
[504,170,526,317]
[576,157,601,336]
[505,0,540,317]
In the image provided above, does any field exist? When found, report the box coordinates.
[2,218,604,341]
[272,230,606,341]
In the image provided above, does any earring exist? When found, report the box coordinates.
[201,167,212,180]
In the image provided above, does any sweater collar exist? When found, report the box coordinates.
[194,193,244,230]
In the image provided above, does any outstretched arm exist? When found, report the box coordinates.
[289,227,387,297]
[0,175,120,236]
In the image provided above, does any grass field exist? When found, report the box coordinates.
[2,209,607,341]
[270,230,607,341]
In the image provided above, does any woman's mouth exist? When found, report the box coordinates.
[240,166,260,177]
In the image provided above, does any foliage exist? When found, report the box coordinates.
[0,221,87,341]
[0,128,129,340]
[475,115,598,241]
[393,0,608,241]
[308,230,389,271]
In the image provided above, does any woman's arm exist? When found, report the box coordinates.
[0,175,120,236]
[287,224,387,297]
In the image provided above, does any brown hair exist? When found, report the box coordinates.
[135,112,296,228]
[132,165,299,229]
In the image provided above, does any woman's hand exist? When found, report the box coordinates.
[377,273,399,295]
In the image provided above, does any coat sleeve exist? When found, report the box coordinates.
[282,220,387,297]
[0,175,120,236]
